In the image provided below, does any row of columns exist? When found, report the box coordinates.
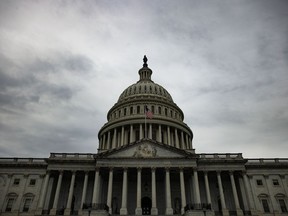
[36,169,248,216]
[100,124,192,150]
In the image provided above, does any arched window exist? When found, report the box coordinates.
[275,194,288,213]
[5,193,18,212]
[130,107,133,115]
[137,106,140,114]
[158,106,161,115]
[21,193,34,212]
[258,194,271,213]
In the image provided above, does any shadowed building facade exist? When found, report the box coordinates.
[1,57,288,216]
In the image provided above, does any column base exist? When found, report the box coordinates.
[165,207,173,215]
[35,209,43,215]
[120,208,128,215]
[135,207,142,215]
[222,209,229,216]
[184,210,205,216]
[236,208,244,216]
[82,210,109,216]
[151,207,158,215]
[64,208,71,215]
[49,208,57,215]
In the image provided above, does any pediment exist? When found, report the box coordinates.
[98,139,193,159]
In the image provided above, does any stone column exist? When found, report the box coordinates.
[135,168,142,215]
[64,171,76,215]
[175,128,179,148]
[50,171,63,215]
[112,128,117,148]
[140,124,143,139]
[204,172,212,206]
[149,124,152,139]
[165,168,173,215]
[80,171,89,212]
[92,168,100,204]
[157,125,162,142]
[107,131,111,149]
[36,171,50,214]
[130,125,134,143]
[151,167,158,215]
[121,126,125,146]
[229,172,243,215]
[185,134,189,149]
[102,134,106,149]
[120,168,128,215]
[217,171,229,216]
[193,169,201,204]
[242,172,256,214]
[181,131,185,149]
[167,126,171,145]
[180,168,186,214]
[107,168,114,214]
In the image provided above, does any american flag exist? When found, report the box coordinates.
[145,106,153,119]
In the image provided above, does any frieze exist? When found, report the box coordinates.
[133,144,157,158]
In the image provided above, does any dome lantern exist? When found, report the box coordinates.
[138,55,153,82]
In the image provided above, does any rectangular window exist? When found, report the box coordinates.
[13,178,20,185]
[272,179,279,186]
[262,199,270,213]
[5,198,14,212]
[23,198,32,212]
[256,179,263,186]
[29,179,36,186]
[279,199,288,213]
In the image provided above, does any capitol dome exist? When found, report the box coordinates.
[98,56,193,152]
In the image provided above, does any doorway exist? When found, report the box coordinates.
[142,197,152,215]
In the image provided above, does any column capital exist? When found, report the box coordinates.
[151,167,157,171]
[280,174,286,179]
[137,167,142,171]
[123,167,128,171]
[216,170,222,175]
[109,167,114,171]
[229,170,235,175]
[95,167,100,171]
[58,170,64,174]
[84,171,90,175]
[71,170,77,174]
[192,167,198,172]
[165,167,170,171]
[203,171,209,175]
[179,167,184,171]
[242,170,247,175]
[23,174,29,178]
[263,174,269,179]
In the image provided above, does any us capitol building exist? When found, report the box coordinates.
[0,56,288,216]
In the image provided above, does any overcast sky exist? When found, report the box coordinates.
[0,0,288,158]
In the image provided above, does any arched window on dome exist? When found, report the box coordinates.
[151,105,154,114]
[124,108,127,116]
[130,107,133,115]
[165,108,168,116]
[137,106,140,114]
[144,85,147,93]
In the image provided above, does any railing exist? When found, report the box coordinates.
[198,153,243,159]
[0,157,46,163]
[246,158,288,163]
[50,153,95,159]
[185,203,212,211]
[82,203,109,211]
